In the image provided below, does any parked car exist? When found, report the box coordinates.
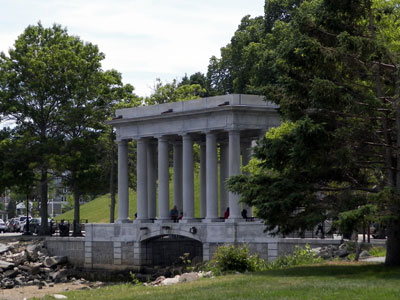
[21,218,40,234]
[0,219,6,233]
[18,216,32,232]
[6,218,21,232]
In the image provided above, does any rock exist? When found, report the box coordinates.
[0,244,10,255]
[27,244,41,261]
[14,276,25,286]
[12,251,28,266]
[38,248,49,257]
[0,260,15,270]
[161,275,180,286]
[40,267,51,274]
[53,295,68,299]
[198,271,213,278]
[89,281,104,288]
[43,256,67,268]
[359,250,371,258]
[2,278,15,289]
[27,243,42,254]
[19,263,41,275]
[151,276,166,285]
[50,268,69,282]
[334,249,349,258]
[311,247,321,254]
[178,272,199,283]
[4,268,19,278]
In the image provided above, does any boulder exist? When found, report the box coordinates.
[0,244,10,255]
[334,249,349,258]
[161,275,180,286]
[40,267,51,274]
[178,272,199,283]
[12,251,28,266]
[43,256,67,268]
[19,263,41,275]
[53,295,68,299]
[27,244,41,261]
[4,268,19,278]
[50,268,69,282]
[359,250,371,258]
[198,271,213,278]
[0,260,15,270]
[150,276,166,286]
[1,278,15,289]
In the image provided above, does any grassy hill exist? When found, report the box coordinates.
[55,168,206,223]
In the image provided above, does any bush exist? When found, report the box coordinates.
[206,244,267,275]
[369,246,386,257]
[206,244,323,275]
[267,245,323,270]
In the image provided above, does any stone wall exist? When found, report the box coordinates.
[45,237,85,267]
[45,224,343,271]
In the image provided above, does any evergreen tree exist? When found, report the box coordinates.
[227,0,400,266]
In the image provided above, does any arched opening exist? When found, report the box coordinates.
[144,235,203,266]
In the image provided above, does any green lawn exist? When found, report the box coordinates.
[37,262,400,300]
[55,167,205,223]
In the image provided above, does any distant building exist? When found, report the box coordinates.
[47,176,69,217]
[0,192,9,220]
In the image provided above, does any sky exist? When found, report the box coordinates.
[0,0,265,97]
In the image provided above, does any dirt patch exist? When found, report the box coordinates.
[0,282,93,300]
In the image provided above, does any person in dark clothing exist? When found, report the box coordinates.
[224,207,230,219]
[170,205,179,221]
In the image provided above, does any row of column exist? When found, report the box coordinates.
[117,130,251,223]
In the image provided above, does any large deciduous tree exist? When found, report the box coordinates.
[0,23,135,234]
[227,0,400,266]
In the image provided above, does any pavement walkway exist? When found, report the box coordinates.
[361,256,385,263]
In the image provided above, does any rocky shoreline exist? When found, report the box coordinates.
[0,240,102,290]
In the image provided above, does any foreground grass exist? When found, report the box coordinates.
[37,263,400,300]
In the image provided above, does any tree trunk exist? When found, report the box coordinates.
[385,217,400,266]
[39,167,49,235]
[110,129,116,223]
[353,231,361,261]
[388,60,400,266]
[73,173,82,236]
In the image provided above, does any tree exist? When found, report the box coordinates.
[227,0,400,266]
[206,15,269,95]
[179,72,210,97]
[145,78,206,105]
[0,129,38,224]
[0,23,136,234]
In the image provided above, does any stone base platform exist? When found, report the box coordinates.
[45,221,341,271]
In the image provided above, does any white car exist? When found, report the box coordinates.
[0,219,6,233]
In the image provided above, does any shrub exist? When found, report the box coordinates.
[267,245,323,270]
[206,244,267,275]
[206,244,322,275]
[369,246,386,257]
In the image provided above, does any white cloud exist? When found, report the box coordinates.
[0,0,265,96]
